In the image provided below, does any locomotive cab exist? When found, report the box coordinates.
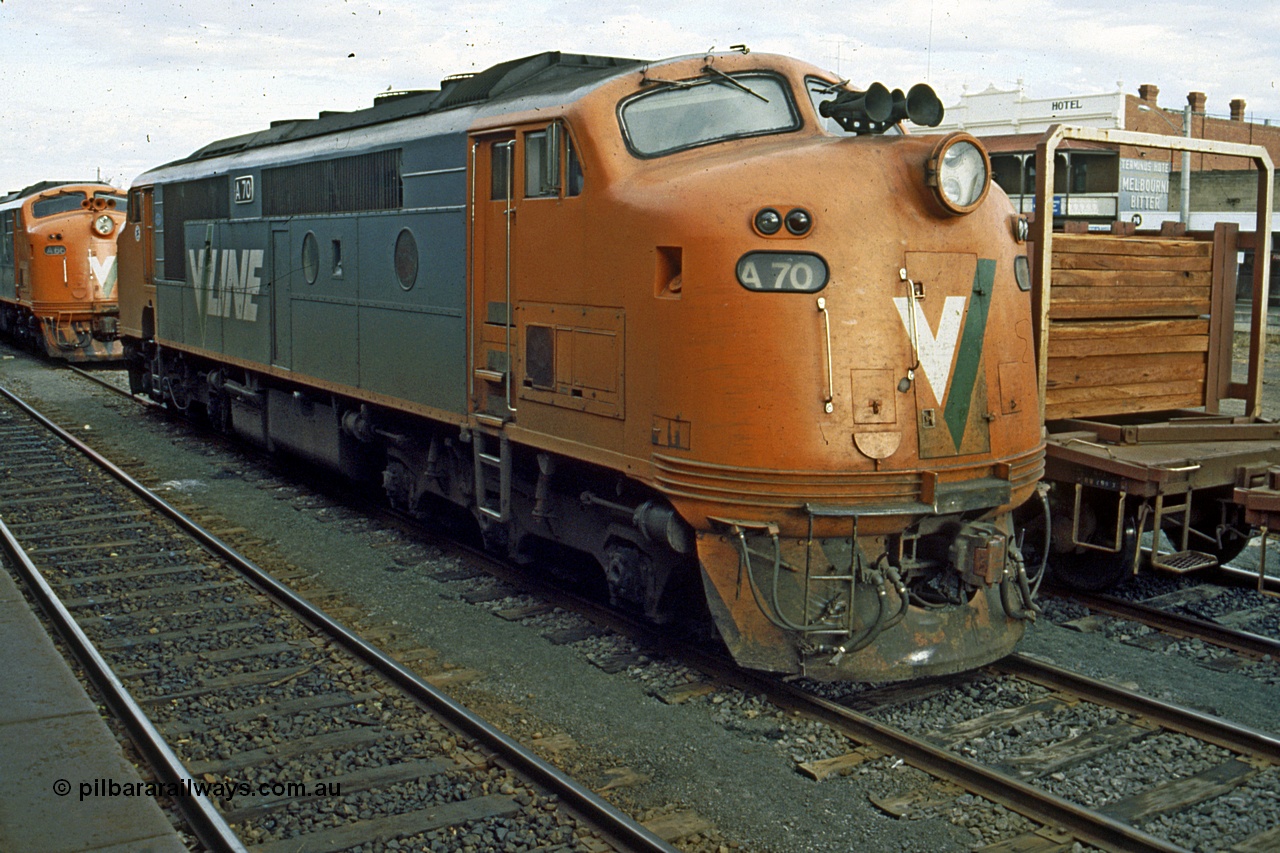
[462,52,1045,681]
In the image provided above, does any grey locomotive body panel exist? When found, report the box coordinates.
[152,124,473,415]
[138,53,638,418]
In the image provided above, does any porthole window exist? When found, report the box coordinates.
[394,228,418,291]
[301,231,319,285]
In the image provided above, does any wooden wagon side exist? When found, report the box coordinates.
[1043,227,1236,421]
[1027,125,1275,589]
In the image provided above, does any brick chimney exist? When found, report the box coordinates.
[1230,98,1247,121]
[1138,83,1160,104]
[1188,91,1207,114]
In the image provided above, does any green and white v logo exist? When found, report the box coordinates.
[892,259,996,449]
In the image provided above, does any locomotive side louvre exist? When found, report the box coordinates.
[0,181,126,361]
[118,50,1045,682]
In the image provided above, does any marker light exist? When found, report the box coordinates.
[755,207,782,235]
[785,208,813,235]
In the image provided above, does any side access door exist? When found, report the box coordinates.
[468,122,620,426]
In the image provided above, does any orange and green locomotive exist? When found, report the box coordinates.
[118,50,1045,681]
[0,181,125,361]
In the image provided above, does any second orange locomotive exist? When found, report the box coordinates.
[0,181,125,361]
[117,50,1045,681]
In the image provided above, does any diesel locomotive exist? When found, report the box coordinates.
[0,181,126,361]
[117,49,1045,682]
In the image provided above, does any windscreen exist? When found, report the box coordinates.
[621,74,799,156]
[32,192,89,218]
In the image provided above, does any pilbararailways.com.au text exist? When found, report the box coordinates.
[56,777,343,802]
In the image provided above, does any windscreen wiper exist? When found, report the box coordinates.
[702,65,769,102]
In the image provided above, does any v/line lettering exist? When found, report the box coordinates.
[189,248,264,321]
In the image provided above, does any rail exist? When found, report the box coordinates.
[1062,589,1280,660]
[0,383,675,853]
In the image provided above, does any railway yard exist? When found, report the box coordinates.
[2,334,1279,853]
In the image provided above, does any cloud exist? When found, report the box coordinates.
[1,0,1277,190]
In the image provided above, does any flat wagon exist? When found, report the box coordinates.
[1030,126,1277,591]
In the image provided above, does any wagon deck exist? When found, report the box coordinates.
[1030,125,1275,584]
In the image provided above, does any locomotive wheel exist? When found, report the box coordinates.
[603,542,649,611]
[1047,516,1138,592]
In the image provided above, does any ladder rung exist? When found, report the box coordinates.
[477,506,503,520]
[478,452,502,466]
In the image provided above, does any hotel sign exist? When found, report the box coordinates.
[1119,157,1170,215]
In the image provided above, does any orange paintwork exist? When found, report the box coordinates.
[116,51,1046,681]
[467,54,1042,530]
[2,183,124,361]
[464,54,1043,679]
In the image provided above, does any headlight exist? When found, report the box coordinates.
[93,214,115,236]
[926,133,990,215]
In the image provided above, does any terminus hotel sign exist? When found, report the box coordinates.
[1118,157,1171,213]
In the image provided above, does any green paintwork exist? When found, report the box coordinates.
[944,258,995,448]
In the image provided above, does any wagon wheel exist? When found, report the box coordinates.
[1046,505,1139,592]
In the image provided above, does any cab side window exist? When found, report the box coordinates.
[523,123,585,199]
[128,188,144,223]
[490,141,513,201]
[566,135,584,197]
[524,130,555,198]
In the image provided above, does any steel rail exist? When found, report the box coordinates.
[724,666,1192,853]
[1216,563,1280,598]
[0,517,247,852]
[996,652,1280,762]
[1063,589,1280,660]
[347,493,1238,852]
[0,383,675,853]
[463,568,1196,853]
[65,363,158,407]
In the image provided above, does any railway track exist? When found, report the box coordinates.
[368,531,1280,852]
[34,360,1280,851]
[657,637,1280,852]
[349,529,1280,852]
[0,383,673,853]
[1056,588,1280,662]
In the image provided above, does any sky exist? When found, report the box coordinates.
[1,0,1277,193]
